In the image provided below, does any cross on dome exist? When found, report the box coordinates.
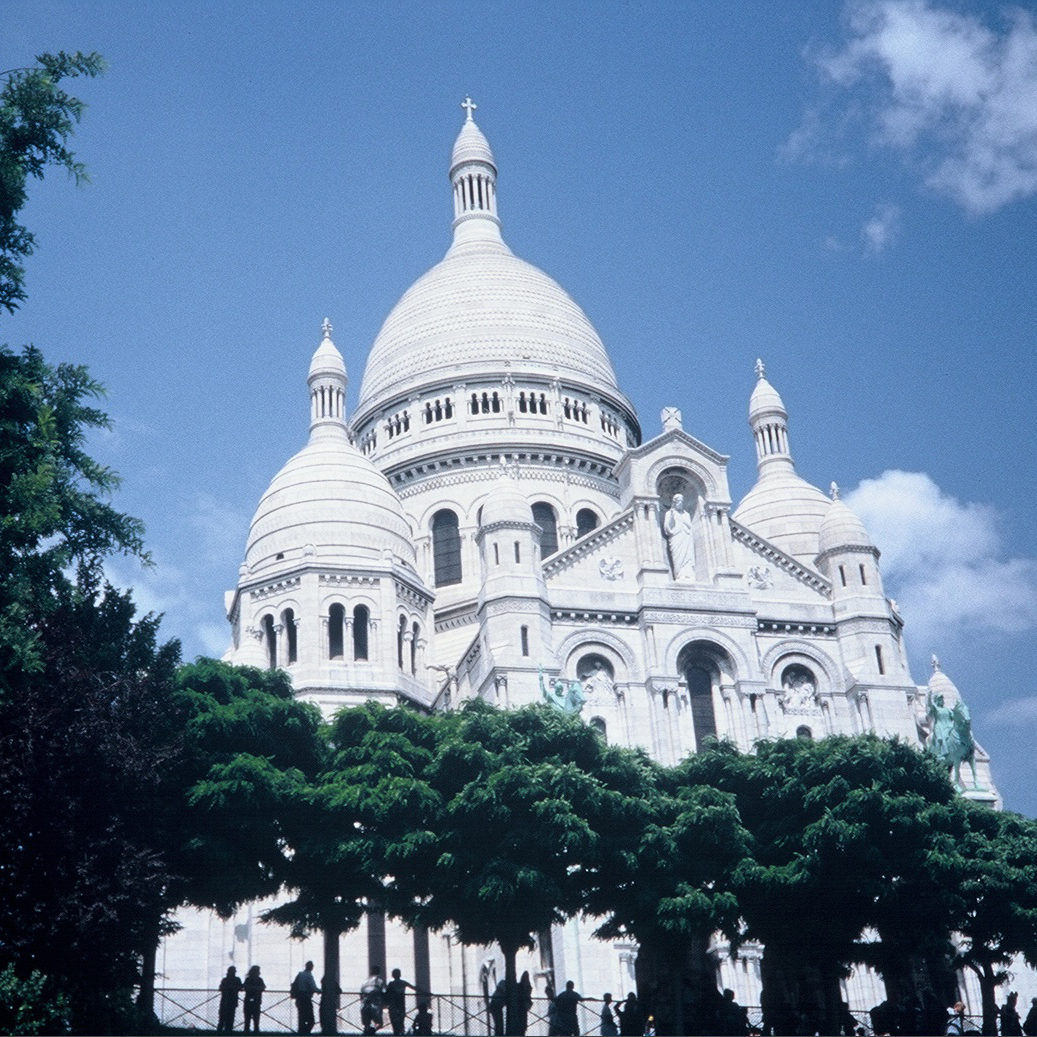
[321,317,333,339]
[461,96,477,122]
[755,358,766,380]
[830,482,840,500]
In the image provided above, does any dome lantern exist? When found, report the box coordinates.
[308,318,348,441]
[449,97,504,249]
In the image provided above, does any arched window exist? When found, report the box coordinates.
[282,608,297,665]
[328,603,345,660]
[352,604,369,661]
[576,508,599,539]
[262,614,277,669]
[532,502,558,556]
[411,621,420,675]
[432,510,462,586]
[686,664,718,745]
[796,725,813,740]
[589,717,608,742]
[397,615,406,670]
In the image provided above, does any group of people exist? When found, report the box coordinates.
[216,960,431,1035]
[215,965,265,1034]
[946,992,1037,1036]
[486,977,650,1037]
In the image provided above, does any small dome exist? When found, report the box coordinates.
[451,115,496,173]
[733,471,831,564]
[480,473,534,527]
[749,377,786,421]
[245,437,416,573]
[928,660,961,702]
[308,328,346,382]
[818,497,874,556]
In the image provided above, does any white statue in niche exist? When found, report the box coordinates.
[663,492,695,580]
[781,670,818,713]
[582,662,615,699]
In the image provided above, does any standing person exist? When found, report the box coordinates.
[616,993,644,1037]
[945,1000,967,1035]
[385,968,418,1036]
[242,965,265,1035]
[360,965,385,1036]
[1024,997,1037,1037]
[1003,993,1024,1037]
[319,972,341,1035]
[291,961,319,1036]
[553,980,584,1037]
[217,966,243,1034]
[488,979,506,1037]
[599,992,618,1037]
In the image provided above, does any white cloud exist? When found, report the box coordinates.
[846,470,1037,648]
[861,202,900,252]
[803,0,1037,214]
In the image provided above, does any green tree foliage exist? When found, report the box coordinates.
[681,736,971,1037]
[0,345,145,687]
[953,807,1037,1035]
[405,701,644,1035]
[0,51,104,313]
[0,965,70,1036]
[0,572,181,1035]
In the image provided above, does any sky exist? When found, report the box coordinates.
[4,1,1037,815]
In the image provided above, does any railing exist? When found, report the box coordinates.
[159,988,959,1035]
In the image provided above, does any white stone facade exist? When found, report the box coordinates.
[159,102,1021,1026]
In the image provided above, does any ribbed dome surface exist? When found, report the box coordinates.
[245,434,416,571]
[749,376,786,420]
[818,498,874,556]
[357,244,620,410]
[451,118,496,171]
[733,472,831,564]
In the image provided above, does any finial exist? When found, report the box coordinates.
[755,358,766,381]
[932,654,941,673]
[321,317,333,340]
[830,482,840,500]
[461,96,477,122]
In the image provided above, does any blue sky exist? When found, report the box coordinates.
[5,1,1037,815]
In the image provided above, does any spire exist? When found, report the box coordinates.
[449,97,505,250]
[830,482,840,500]
[748,359,794,474]
[308,317,348,440]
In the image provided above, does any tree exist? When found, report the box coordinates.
[683,735,968,1037]
[952,806,1037,1036]
[404,701,635,1036]
[0,51,105,313]
[0,572,181,1035]
[0,344,145,689]
[588,763,752,1037]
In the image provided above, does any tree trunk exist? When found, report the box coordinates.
[135,912,161,1033]
[760,941,845,1036]
[501,940,519,1037]
[974,961,999,1037]
[320,926,341,1035]
[634,933,721,1036]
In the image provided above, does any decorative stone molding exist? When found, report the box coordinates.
[543,512,634,578]
[757,619,836,637]
[249,576,302,601]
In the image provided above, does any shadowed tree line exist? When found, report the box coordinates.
[3,47,1037,1037]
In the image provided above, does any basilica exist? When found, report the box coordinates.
[159,101,1009,1025]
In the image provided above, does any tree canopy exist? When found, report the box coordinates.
[0,51,104,313]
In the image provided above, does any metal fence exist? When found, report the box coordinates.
[155,989,772,1035]
[159,989,986,1034]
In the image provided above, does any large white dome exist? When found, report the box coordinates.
[357,239,620,411]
